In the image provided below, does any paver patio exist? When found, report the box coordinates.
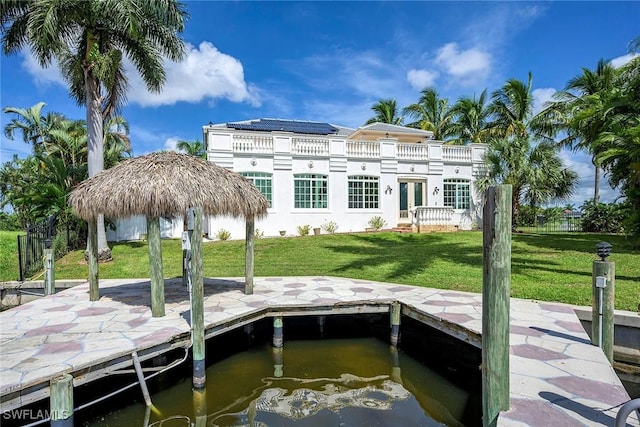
[0,276,636,426]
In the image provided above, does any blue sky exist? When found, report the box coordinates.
[1,1,638,207]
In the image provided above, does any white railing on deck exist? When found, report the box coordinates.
[232,135,273,153]
[443,146,472,162]
[346,140,380,158]
[397,143,429,160]
[292,138,329,156]
[411,206,454,226]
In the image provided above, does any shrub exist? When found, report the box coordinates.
[542,207,564,223]
[297,224,311,236]
[53,233,69,259]
[580,200,627,233]
[216,229,231,241]
[254,228,264,239]
[321,220,338,234]
[517,205,540,227]
[0,212,20,230]
[368,216,386,230]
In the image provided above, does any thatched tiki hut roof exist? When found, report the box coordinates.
[69,151,269,316]
[69,151,269,220]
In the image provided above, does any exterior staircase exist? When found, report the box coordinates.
[391,224,413,233]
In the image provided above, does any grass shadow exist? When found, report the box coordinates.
[514,233,637,256]
[323,232,482,281]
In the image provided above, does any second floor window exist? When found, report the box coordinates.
[294,174,328,208]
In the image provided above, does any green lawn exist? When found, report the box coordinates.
[2,231,638,311]
[0,231,20,282]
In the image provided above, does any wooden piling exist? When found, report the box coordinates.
[318,315,326,337]
[183,209,195,287]
[245,218,255,294]
[192,389,207,427]
[50,374,73,426]
[273,347,284,378]
[191,207,206,390]
[390,302,401,346]
[147,216,165,317]
[44,248,54,295]
[390,345,402,384]
[273,316,284,348]
[482,185,512,427]
[592,260,615,363]
[88,219,99,301]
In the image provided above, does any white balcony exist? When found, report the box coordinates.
[292,138,330,156]
[443,146,472,162]
[346,140,381,158]
[232,134,273,153]
[223,133,483,165]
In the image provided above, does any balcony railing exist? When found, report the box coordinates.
[346,140,380,158]
[232,135,273,153]
[292,138,329,156]
[411,206,454,226]
[443,146,472,162]
[226,134,480,163]
[397,143,429,160]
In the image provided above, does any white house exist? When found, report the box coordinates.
[108,119,487,241]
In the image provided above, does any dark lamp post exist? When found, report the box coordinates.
[596,241,612,261]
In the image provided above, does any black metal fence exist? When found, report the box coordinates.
[16,215,57,281]
[532,212,583,233]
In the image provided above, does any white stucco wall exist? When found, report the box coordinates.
[110,126,486,241]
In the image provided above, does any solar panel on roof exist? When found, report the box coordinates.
[227,119,338,135]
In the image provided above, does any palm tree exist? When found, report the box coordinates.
[1,0,188,261]
[46,119,88,173]
[449,89,492,145]
[477,137,577,228]
[402,88,453,140]
[488,72,535,140]
[540,60,616,205]
[3,102,65,155]
[594,57,640,236]
[477,73,578,227]
[104,116,132,168]
[177,139,206,159]
[365,99,403,125]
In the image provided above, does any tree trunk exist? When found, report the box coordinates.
[511,188,521,232]
[85,71,112,261]
[593,158,600,206]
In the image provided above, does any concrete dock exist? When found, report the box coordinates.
[0,276,637,425]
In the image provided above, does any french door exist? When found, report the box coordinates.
[398,180,425,223]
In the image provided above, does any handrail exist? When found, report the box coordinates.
[615,398,640,427]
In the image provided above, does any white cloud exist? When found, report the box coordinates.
[163,137,180,152]
[532,87,556,115]
[559,149,620,206]
[610,53,638,68]
[300,50,401,99]
[21,53,65,87]
[127,41,260,107]
[434,42,491,84]
[20,41,260,108]
[406,69,438,90]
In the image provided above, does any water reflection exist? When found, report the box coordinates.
[86,338,469,427]
[212,375,411,425]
